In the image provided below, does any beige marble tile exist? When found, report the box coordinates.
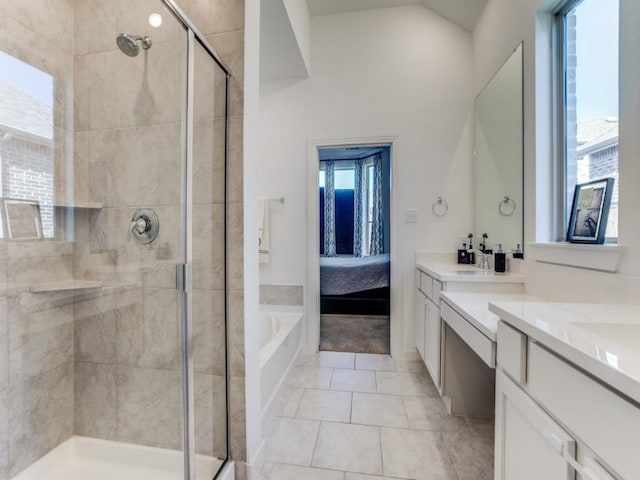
[193,117,225,206]
[443,430,494,480]
[227,202,244,291]
[229,376,247,461]
[73,293,117,364]
[193,204,225,290]
[74,362,116,440]
[403,395,470,433]
[0,388,8,479]
[116,366,182,449]
[296,389,352,423]
[352,393,408,428]
[266,417,320,466]
[272,386,305,418]
[355,354,395,372]
[74,131,90,203]
[115,288,144,367]
[0,298,7,389]
[142,288,180,370]
[8,362,74,477]
[180,0,244,35]
[194,374,227,458]
[287,366,333,389]
[8,296,73,383]
[72,0,115,55]
[260,284,304,307]
[7,254,73,287]
[380,428,457,480]
[207,31,244,118]
[312,423,382,475]
[5,0,73,53]
[228,290,245,377]
[193,289,226,375]
[266,463,345,480]
[463,416,495,438]
[376,371,436,396]
[330,369,376,393]
[297,351,355,369]
[226,115,244,203]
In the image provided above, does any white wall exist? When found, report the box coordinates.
[473,0,640,301]
[259,5,474,352]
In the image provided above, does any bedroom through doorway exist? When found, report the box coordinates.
[318,145,391,354]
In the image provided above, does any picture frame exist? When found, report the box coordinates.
[0,198,44,241]
[566,178,614,244]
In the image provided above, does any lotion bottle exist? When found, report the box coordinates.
[494,244,506,273]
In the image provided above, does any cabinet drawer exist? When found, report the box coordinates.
[497,321,527,385]
[432,279,442,303]
[442,301,495,368]
[419,272,433,299]
[528,342,640,480]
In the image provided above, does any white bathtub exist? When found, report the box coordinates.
[259,309,304,415]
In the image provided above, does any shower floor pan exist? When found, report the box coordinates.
[12,436,221,480]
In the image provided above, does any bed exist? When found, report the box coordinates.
[320,253,390,315]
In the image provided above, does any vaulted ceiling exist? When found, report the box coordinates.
[306,0,488,32]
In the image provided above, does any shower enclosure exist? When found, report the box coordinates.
[0,1,230,479]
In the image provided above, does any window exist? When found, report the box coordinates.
[557,0,619,241]
[0,50,55,239]
[319,164,355,255]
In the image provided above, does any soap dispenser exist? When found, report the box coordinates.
[494,244,506,273]
[467,233,475,265]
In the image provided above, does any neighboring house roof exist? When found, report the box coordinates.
[0,79,53,142]
[577,118,618,157]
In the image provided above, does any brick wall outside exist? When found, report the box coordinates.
[1,136,55,237]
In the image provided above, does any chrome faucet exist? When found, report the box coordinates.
[476,249,491,270]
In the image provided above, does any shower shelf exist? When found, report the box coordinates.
[30,280,103,293]
[49,201,103,209]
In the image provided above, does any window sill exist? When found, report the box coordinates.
[527,242,625,272]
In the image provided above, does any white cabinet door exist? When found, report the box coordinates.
[495,371,576,480]
[424,298,441,388]
[415,289,427,361]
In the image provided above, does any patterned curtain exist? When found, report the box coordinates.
[323,161,336,256]
[353,159,365,257]
[369,154,384,256]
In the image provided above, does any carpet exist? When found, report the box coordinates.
[320,314,390,354]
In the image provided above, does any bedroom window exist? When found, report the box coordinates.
[556,0,619,241]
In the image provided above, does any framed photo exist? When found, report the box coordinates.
[566,178,614,244]
[0,198,44,240]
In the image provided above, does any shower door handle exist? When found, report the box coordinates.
[176,264,192,293]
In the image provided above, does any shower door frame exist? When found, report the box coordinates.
[161,1,232,479]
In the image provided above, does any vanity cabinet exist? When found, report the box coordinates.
[415,269,443,390]
[496,321,625,480]
[415,288,427,361]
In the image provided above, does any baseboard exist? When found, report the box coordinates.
[245,440,266,480]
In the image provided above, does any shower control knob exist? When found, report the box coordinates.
[127,208,159,244]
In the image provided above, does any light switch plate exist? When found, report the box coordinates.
[405,208,418,223]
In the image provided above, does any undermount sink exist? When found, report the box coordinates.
[571,322,640,354]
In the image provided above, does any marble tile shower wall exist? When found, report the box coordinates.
[0,1,76,478]
[0,0,245,478]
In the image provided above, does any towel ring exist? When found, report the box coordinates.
[432,196,448,217]
[499,196,516,216]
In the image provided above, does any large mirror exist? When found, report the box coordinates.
[475,43,523,255]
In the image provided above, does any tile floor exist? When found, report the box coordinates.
[260,352,494,480]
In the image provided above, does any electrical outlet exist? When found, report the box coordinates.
[405,208,418,223]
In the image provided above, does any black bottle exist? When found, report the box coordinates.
[494,244,506,273]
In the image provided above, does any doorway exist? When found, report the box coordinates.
[317,145,391,353]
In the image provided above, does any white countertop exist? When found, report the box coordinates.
[441,292,534,341]
[416,261,525,284]
[489,300,640,404]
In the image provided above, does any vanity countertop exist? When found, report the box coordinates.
[416,261,525,284]
[489,300,640,404]
[440,292,534,341]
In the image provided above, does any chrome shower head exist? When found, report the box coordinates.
[116,33,152,57]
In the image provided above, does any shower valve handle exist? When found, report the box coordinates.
[127,217,148,241]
